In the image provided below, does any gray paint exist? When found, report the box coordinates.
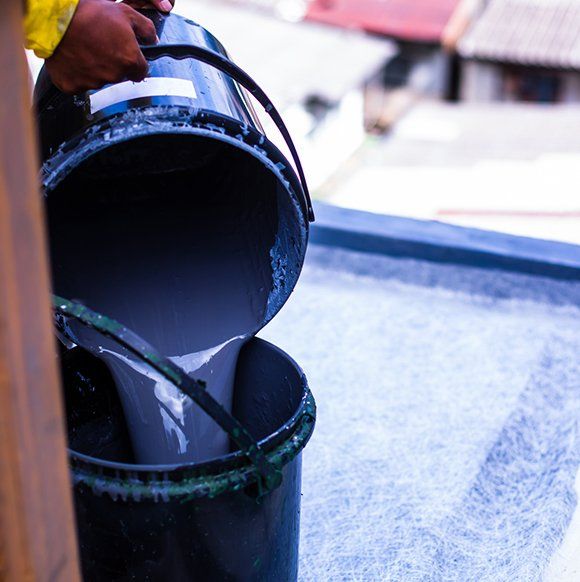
[48,133,303,464]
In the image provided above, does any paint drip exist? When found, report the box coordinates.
[47,135,301,465]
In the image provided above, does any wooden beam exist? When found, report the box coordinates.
[0,2,81,581]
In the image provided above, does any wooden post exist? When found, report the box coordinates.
[0,2,81,581]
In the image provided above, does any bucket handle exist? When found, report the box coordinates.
[53,296,283,494]
[140,44,315,222]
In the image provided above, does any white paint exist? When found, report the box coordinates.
[89,78,197,114]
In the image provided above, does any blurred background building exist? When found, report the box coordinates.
[29,0,580,244]
[193,0,580,245]
[458,0,580,103]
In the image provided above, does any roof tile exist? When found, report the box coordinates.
[306,0,461,43]
[459,0,580,69]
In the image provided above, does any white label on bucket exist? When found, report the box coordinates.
[89,78,197,114]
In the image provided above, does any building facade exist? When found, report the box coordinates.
[457,0,580,103]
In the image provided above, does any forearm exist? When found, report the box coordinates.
[24,0,80,59]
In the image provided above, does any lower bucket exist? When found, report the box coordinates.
[61,338,316,582]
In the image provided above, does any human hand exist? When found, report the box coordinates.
[45,0,159,94]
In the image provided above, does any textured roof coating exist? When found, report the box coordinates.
[306,0,460,42]
[459,0,580,69]
[261,245,580,580]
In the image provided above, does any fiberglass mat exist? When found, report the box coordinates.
[260,246,580,582]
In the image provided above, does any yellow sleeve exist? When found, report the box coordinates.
[24,0,80,59]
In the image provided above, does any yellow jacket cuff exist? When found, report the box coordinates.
[24,0,80,59]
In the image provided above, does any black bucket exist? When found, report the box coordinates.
[35,10,313,217]
[35,10,313,339]
[37,11,315,464]
[56,298,316,581]
[39,9,317,581]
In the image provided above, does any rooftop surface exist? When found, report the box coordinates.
[261,238,580,580]
[306,0,460,43]
[325,101,580,245]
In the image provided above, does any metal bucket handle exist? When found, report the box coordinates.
[53,295,283,494]
[140,43,315,222]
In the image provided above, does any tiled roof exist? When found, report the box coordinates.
[306,0,461,43]
[459,0,580,69]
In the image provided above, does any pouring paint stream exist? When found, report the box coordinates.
[47,136,298,464]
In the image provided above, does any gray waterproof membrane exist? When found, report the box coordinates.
[260,245,580,582]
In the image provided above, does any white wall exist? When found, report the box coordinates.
[561,73,580,103]
[460,60,502,102]
[408,50,451,98]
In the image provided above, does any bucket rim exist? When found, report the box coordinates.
[70,391,315,499]
[41,106,311,226]
[67,338,314,474]
[69,338,311,473]
[47,108,310,355]
[69,339,316,500]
